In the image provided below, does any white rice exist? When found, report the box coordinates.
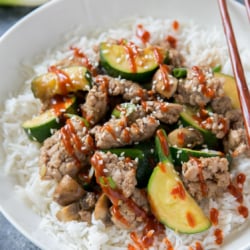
[1,17,250,250]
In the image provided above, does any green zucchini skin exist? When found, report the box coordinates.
[22,96,77,143]
[100,42,169,83]
[179,106,219,149]
[102,140,157,188]
[22,110,62,143]
[170,147,225,171]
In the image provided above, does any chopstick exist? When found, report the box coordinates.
[244,0,250,21]
[217,0,250,146]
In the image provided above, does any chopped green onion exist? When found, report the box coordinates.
[0,0,48,6]
[99,176,116,189]
[172,68,187,79]
[212,64,222,73]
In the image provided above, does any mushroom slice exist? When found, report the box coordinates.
[168,127,204,148]
[153,67,178,99]
[56,203,81,222]
[94,193,110,222]
[53,174,85,206]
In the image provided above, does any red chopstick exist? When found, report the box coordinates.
[217,0,250,146]
[244,0,250,21]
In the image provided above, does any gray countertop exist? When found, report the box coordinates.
[0,1,246,250]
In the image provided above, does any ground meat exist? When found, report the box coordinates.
[110,188,149,229]
[92,151,137,198]
[223,128,249,156]
[225,109,244,129]
[142,101,183,124]
[175,67,224,107]
[107,76,148,103]
[211,96,233,115]
[200,113,229,139]
[114,103,147,124]
[94,116,159,149]
[182,157,230,201]
[79,192,97,210]
[81,78,108,126]
[39,117,95,181]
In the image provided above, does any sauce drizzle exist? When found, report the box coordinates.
[48,65,72,95]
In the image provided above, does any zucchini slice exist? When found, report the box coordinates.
[147,129,211,234]
[31,66,92,100]
[100,42,168,83]
[22,110,62,143]
[180,106,219,148]
[170,147,224,170]
[22,96,77,143]
[214,72,240,109]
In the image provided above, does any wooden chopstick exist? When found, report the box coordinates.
[244,0,250,21]
[217,0,250,146]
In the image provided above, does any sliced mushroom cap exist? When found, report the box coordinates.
[168,127,204,148]
[94,193,111,223]
[53,174,85,206]
[153,67,178,99]
[56,202,81,222]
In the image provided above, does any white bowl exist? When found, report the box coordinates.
[0,0,249,249]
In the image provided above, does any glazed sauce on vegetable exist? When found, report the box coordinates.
[210,208,219,226]
[122,42,138,73]
[214,228,223,245]
[158,162,167,173]
[171,182,186,200]
[136,24,151,44]
[153,47,164,64]
[50,96,72,116]
[177,131,185,147]
[48,65,72,95]
[156,129,169,157]
[186,211,196,228]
